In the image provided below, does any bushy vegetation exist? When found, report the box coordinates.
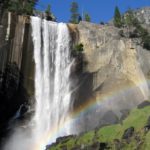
[70,2,80,24]
[72,43,84,56]
[3,0,38,15]
[48,105,150,150]
[84,13,91,22]
[123,9,139,27]
[45,4,56,21]
[113,6,122,28]
[135,25,150,50]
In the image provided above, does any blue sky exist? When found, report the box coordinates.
[36,0,150,23]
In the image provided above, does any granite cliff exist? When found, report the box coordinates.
[68,7,150,132]
[0,7,150,139]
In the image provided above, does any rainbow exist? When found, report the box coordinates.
[32,78,150,150]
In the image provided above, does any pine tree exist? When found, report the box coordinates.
[114,6,122,28]
[45,4,56,21]
[70,2,79,24]
[84,13,91,22]
[45,4,51,15]
[23,0,37,15]
[7,0,38,15]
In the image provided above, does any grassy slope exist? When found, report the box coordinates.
[49,106,150,150]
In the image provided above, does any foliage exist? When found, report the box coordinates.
[135,24,150,50]
[143,35,150,50]
[23,0,36,15]
[74,43,84,52]
[113,6,122,28]
[45,4,51,15]
[45,4,56,21]
[7,0,37,15]
[70,2,80,24]
[8,0,21,13]
[123,8,138,27]
[49,105,150,150]
[84,13,91,22]
[72,43,84,56]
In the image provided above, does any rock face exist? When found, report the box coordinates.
[72,10,150,131]
[0,12,34,95]
[0,7,150,137]
[134,7,150,25]
[0,12,34,138]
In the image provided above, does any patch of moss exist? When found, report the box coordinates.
[77,130,95,145]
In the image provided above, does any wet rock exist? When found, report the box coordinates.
[137,101,150,109]
[144,116,150,131]
[56,135,76,144]
[120,109,130,121]
[122,127,134,139]
[60,145,67,150]
[146,116,150,126]
[100,110,119,126]
[2,63,20,99]
[99,142,109,150]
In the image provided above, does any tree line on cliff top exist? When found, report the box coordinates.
[1,0,38,15]
[1,0,150,50]
[114,6,150,50]
[1,1,91,22]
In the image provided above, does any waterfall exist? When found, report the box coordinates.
[2,17,73,150]
[5,12,11,41]
[31,17,72,149]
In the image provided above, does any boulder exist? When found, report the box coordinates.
[144,116,150,131]
[100,110,119,126]
[122,127,134,139]
[99,142,109,150]
[137,101,150,109]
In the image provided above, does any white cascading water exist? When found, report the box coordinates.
[31,16,72,149]
[2,17,73,150]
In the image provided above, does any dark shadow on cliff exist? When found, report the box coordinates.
[0,62,30,145]
[71,52,94,111]
[68,26,94,110]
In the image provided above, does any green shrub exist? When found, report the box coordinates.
[7,0,37,15]
[72,43,84,56]
[113,6,123,28]
[70,2,80,24]
[75,43,84,52]
[124,9,139,27]
[143,35,150,50]
[8,0,21,13]
[84,13,91,22]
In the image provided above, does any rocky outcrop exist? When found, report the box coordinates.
[47,105,150,150]
[70,8,150,131]
[134,7,150,25]
[0,12,34,139]
[0,11,34,96]
[0,7,150,139]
